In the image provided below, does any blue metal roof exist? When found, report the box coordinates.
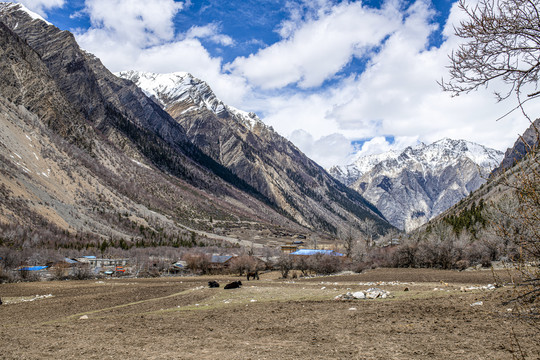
[64,258,78,264]
[290,249,344,256]
[82,256,96,259]
[18,266,49,271]
[210,255,233,263]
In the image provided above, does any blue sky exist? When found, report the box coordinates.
[11,0,535,167]
[42,0,454,63]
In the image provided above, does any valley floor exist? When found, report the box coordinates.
[0,268,538,359]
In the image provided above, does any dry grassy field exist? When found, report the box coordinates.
[1,268,538,359]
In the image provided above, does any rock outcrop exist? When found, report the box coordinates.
[491,118,540,176]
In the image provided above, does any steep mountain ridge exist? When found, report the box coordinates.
[0,2,273,201]
[329,139,503,231]
[118,70,391,234]
[0,3,308,245]
[491,118,540,176]
[328,150,400,186]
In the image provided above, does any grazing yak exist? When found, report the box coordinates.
[246,271,259,280]
[208,281,220,288]
[224,281,242,289]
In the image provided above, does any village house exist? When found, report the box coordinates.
[209,255,235,272]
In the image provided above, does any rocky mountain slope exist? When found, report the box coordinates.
[329,139,503,231]
[415,123,540,241]
[0,3,307,246]
[117,71,391,235]
[491,118,539,176]
[0,3,391,249]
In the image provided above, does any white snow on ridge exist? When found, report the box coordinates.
[115,70,265,130]
[0,2,52,25]
[117,71,190,107]
[349,150,401,176]
[329,138,504,185]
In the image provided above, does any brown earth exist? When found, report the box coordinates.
[0,268,538,359]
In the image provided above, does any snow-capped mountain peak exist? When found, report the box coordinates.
[328,138,504,231]
[116,70,263,129]
[334,138,502,183]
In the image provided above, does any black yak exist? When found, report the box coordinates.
[208,281,220,288]
[224,281,242,289]
[246,271,259,280]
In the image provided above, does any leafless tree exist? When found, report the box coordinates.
[183,252,211,274]
[440,0,540,120]
[487,155,540,320]
[293,255,311,277]
[307,254,344,275]
[276,253,293,279]
[339,227,359,258]
[440,0,539,318]
[359,219,377,249]
[230,254,257,276]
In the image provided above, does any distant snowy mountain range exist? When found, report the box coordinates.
[329,139,504,231]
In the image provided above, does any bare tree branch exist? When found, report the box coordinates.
[440,0,540,107]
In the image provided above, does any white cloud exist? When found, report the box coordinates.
[227,0,403,89]
[15,0,64,16]
[70,0,537,169]
[74,0,247,105]
[289,130,354,168]
[354,136,420,158]
[276,0,335,39]
[328,0,533,152]
[186,23,234,46]
[242,0,536,167]
[81,0,184,47]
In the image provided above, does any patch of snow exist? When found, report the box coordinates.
[130,158,151,170]
[21,294,53,302]
[351,291,366,299]
[0,3,52,25]
[180,106,197,115]
[460,284,499,292]
[335,288,391,300]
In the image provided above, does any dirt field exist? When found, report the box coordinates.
[1,268,538,359]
